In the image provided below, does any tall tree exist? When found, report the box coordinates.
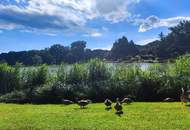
[69,41,87,63]
[49,44,69,64]
[111,36,139,60]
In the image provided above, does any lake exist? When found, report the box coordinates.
[20,63,154,75]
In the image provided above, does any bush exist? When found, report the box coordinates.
[20,65,49,101]
[65,63,87,85]
[0,55,190,103]
[57,64,67,84]
[22,64,48,87]
[33,82,64,104]
[0,63,20,94]
[174,54,190,89]
[0,91,27,104]
[87,59,111,82]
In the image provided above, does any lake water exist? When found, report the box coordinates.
[21,63,153,75]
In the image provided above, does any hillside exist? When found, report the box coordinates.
[139,21,190,59]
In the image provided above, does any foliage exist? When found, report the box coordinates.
[87,59,111,82]
[19,65,49,102]
[0,91,27,103]
[65,63,87,85]
[0,55,190,103]
[0,63,20,94]
[111,36,139,60]
[33,82,64,104]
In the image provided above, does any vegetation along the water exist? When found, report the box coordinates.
[0,54,190,104]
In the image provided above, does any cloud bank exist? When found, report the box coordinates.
[1,0,189,35]
[0,0,140,35]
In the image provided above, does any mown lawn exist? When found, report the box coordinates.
[0,103,189,130]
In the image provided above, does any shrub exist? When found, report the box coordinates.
[0,91,27,104]
[174,54,190,89]
[20,65,49,101]
[0,63,20,94]
[33,82,64,104]
[65,63,87,85]
[57,64,67,84]
[87,59,111,82]
[1,55,190,103]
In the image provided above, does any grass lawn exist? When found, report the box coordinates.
[0,103,189,130]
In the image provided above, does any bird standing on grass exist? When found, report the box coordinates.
[121,97,133,104]
[62,99,74,105]
[114,98,123,116]
[180,88,189,104]
[104,99,112,110]
[163,98,174,102]
[76,99,90,108]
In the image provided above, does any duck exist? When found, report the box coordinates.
[104,99,112,110]
[77,99,90,108]
[121,97,133,104]
[62,99,74,105]
[114,98,123,115]
[163,97,175,102]
[180,88,189,104]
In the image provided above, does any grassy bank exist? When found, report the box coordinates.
[0,103,189,130]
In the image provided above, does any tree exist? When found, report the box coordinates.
[159,32,165,42]
[129,40,135,44]
[49,44,69,64]
[111,36,139,60]
[32,55,43,65]
[69,41,87,63]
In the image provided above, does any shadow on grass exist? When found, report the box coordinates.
[105,107,112,111]
[122,103,132,106]
[59,104,73,107]
[185,104,190,107]
[73,107,88,110]
[115,111,124,117]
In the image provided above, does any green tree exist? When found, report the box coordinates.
[111,36,139,60]
[69,41,87,63]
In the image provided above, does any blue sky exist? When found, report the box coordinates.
[0,0,190,53]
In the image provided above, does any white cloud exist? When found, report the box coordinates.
[95,0,140,23]
[83,26,109,37]
[83,32,102,37]
[90,32,102,37]
[136,37,159,45]
[101,45,112,50]
[0,0,140,34]
[93,45,112,50]
[136,16,190,32]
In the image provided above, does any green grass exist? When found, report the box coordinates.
[0,103,189,130]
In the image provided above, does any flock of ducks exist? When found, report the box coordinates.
[62,99,92,108]
[62,97,133,116]
[61,88,190,116]
[163,88,190,103]
[104,97,133,115]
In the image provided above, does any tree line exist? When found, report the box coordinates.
[0,55,190,103]
[0,41,109,65]
[1,21,190,65]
